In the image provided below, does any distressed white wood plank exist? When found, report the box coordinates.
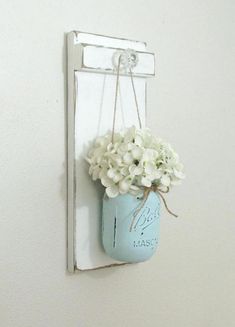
[67,31,153,271]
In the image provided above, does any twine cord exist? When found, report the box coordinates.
[129,67,142,129]
[111,55,121,143]
[111,55,142,143]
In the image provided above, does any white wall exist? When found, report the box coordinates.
[0,1,234,326]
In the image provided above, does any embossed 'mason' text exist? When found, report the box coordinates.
[133,238,157,248]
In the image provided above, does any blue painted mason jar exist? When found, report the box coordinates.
[102,191,160,263]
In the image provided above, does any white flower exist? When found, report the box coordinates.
[141,176,152,188]
[119,176,133,194]
[89,165,101,180]
[131,146,143,160]
[129,164,143,176]
[123,152,133,165]
[86,126,185,198]
[144,162,155,175]
[124,126,136,143]
[144,149,155,160]
[106,185,119,198]
[101,176,113,188]
[161,174,171,187]
[107,168,123,183]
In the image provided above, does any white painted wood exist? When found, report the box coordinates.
[73,31,146,51]
[81,44,155,76]
[67,31,154,271]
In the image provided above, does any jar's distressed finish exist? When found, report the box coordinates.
[102,191,160,263]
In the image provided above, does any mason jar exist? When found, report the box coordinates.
[102,191,160,263]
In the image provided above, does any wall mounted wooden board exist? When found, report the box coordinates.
[67,31,155,272]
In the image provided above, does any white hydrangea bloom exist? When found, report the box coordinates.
[86,126,185,198]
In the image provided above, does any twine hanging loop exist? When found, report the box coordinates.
[111,49,142,143]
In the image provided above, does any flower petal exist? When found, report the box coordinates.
[119,177,132,193]
[113,173,123,183]
[132,146,143,159]
[120,166,129,176]
[161,175,171,186]
[106,185,119,198]
[107,168,115,179]
[92,166,100,180]
[101,176,114,187]
[123,152,133,164]
[135,135,143,147]
[129,164,143,176]
[141,177,152,188]
[154,170,162,179]
[145,162,155,175]
[173,169,185,179]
